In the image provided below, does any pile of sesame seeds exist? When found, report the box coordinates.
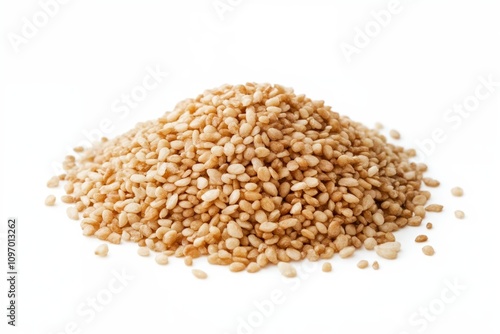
[45,83,461,276]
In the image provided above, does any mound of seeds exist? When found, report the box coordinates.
[50,83,438,270]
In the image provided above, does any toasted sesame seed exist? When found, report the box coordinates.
[124,202,141,213]
[451,187,464,197]
[45,195,56,206]
[183,256,193,266]
[367,166,379,177]
[47,176,60,188]
[155,253,169,265]
[364,237,377,250]
[229,262,246,272]
[95,244,109,257]
[259,222,278,233]
[285,248,302,261]
[338,177,359,187]
[372,261,380,270]
[278,262,297,278]
[375,242,401,259]
[227,221,244,238]
[137,247,150,257]
[227,164,246,175]
[357,260,369,269]
[201,189,220,202]
[422,245,435,256]
[339,246,356,259]
[426,222,433,229]
[425,204,443,212]
[130,174,146,183]
[423,178,440,187]
[415,235,428,243]
[322,262,332,272]
[246,262,261,273]
[61,195,75,204]
[192,269,208,279]
[66,207,79,220]
[389,129,400,139]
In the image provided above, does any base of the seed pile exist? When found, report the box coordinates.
[49,83,444,274]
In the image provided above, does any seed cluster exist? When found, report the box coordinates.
[49,83,440,272]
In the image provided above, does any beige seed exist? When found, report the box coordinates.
[377,241,401,252]
[174,178,190,187]
[227,164,246,175]
[155,253,169,265]
[197,177,209,190]
[259,222,278,233]
[260,197,275,212]
[124,202,141,213]
[357,260,369,269]
[279,218,298,229]
[451,187,464,197]
[66,207,79,220]
[339,246,355,259]
[277,262,297,278]
[255,147,270,158]
[372,212,384,226]
[363,237,377,250]
[372,261,380,270]
[343,193,359,204]
[290,182,307,191]
[201,189,220,202]
[415,235,428,243]
[225,238,240,250]
[95,244,109,257]
[301,229,315,240]
[246,262,261,273]
[322,262,332,272]
[137,247,150,256]
[239,123,253,137]
[304,177,319,188]
[192,269,208,279]
[454,210,465,219]
[267,128,283,140]
[47,176,60,188]
[412,195,428,206]
[389,129,400,139]
[426,222,433,229]
[64,182,74,194]
[229,262,246,272]
[45,195,56,206]
[227,221,244,238]
[422,245,435,256]
[130,174,146,183]
[338,177,358,187]
[285,248,302,261]
[257,167,271,182]
[367,166,379,177]
[61,195,75,204]
[375,247,397,260]
[423,178,440,187]
[425,204,443,212]
[375,242,401,260]
[166,193,179,210]
[184,256,193,266]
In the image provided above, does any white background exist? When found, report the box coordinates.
[1,1,500,333]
